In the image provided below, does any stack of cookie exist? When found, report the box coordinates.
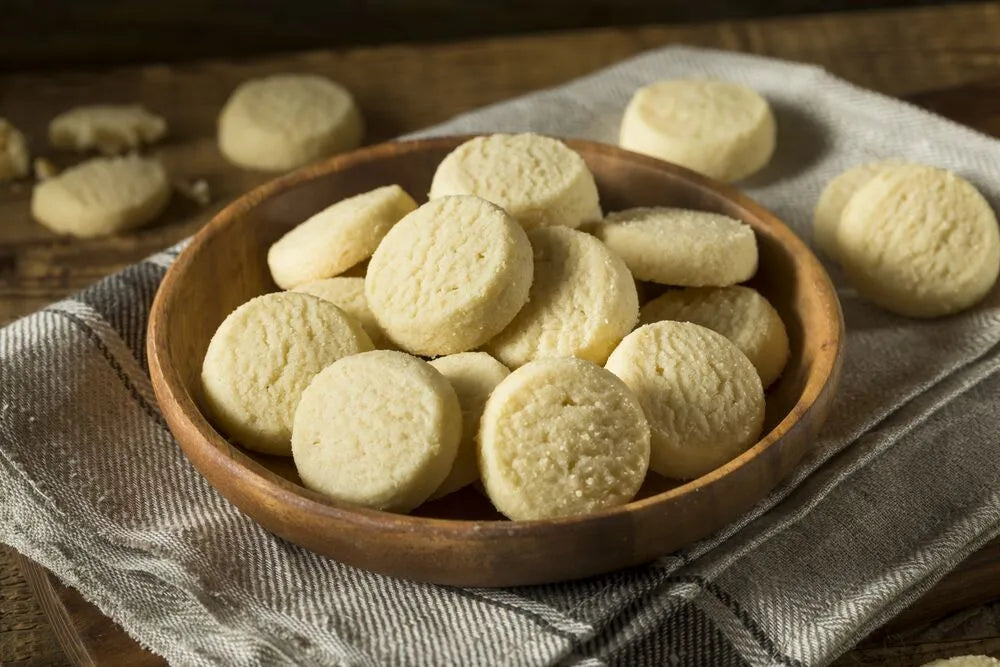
[201,131,790,520]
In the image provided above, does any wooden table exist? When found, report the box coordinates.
[4,2,1000,664]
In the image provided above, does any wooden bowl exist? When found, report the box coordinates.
[147,136,843,587]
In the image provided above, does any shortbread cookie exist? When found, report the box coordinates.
[588,207,758,286]
[201,292,373,456]
[429,133,601,230]
[218,74,364,171]
[268,185,417,289]
[606,321,765,480]
[428,352,510,499]
[366,196,533,356]
[640,286,789,388]
[634,278,660,306]
[619,79,776,182]
[292,350,461,513]
[31,155,170,237]
[293,276,390,348]
[479,357,650,520]
[0,119,29,183]
[837,164,1000,317]
[49,105,167,154]
[484,226,638,368]
[813,159,905,259]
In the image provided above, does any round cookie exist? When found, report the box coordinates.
[0,118,30,183]
[428,352,510,499]
[606,321,765,480]
[837,164,1000,318]
[484,226,638,368]
[588,207,758,286]
[292,350,461,513]
[218,74,363,171]
[479,357,650,521]
[812,159,905,260]
[640,286,789,388]
[201,292,373,456]
[366,195,533,356]
[49,105,167,154]
[619,79,775,182]
[293,276,390,348]
[31,155,170,238]
[429,133,602,230]
[268,185,417,289]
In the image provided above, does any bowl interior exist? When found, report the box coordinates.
[162,138,825,522]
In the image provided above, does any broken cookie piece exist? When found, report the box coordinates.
[49,105,167,154]
[0,118,30,183]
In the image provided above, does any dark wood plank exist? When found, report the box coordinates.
[16,553,163,667]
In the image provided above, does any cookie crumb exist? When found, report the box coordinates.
[175,178,212,206]
[50,105,167,155]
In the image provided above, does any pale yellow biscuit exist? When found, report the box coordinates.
[587,207,757,286]
[429,133,601,230]
[268,185,417,289]
[479,357,650,520]
[812,159,906,260]
[838,164,1000,317]
[292,350,461,513]
[923,655,1000,667]
[619,79,775,182]
[606,321,765,480]
[293,276,390,348]
[366,195,533,356]
[0,119,29,183]
[923,657,1000,667]
[484,226,638,368]
[31,155,170,238]
[201,292,373,456]
[428,352,510,499]
[640,286,789,388]
[218,74,363,171]
[49,105,167,154]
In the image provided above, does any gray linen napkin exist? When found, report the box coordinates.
[3,46,1000,667]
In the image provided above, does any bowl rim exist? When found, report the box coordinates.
[148,134,844,539]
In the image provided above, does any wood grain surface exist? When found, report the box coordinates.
[4,1,1000,663]
[6,2,1000,325]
